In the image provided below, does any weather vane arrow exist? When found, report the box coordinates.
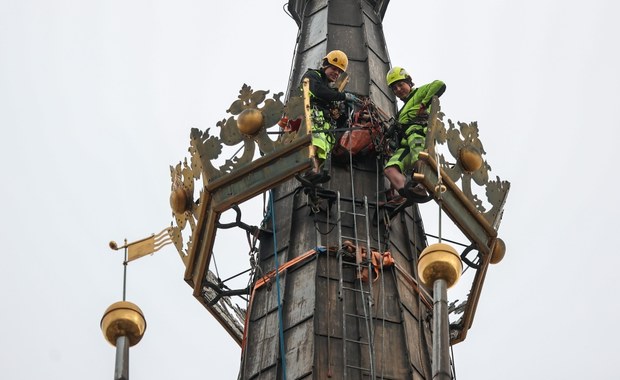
[109,227,174,263]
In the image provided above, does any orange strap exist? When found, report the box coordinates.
[241,248,321,352]
[253,248,319,290]
[359,248,395,282]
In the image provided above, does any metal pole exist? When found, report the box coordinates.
[114,336,129,380]
[122,240,128,301]
[432,278,451,380]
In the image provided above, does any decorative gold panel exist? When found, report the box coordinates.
[168,83,313,345]
[420,97,510,253]
[189,84,307,183]
[418,97,511,344]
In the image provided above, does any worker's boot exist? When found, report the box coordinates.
[403,161,427,197]
[384,188,406,206]
[400,180,427,199]
[302,156,325,184]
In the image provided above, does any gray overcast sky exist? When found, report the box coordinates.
[1,1,619,379]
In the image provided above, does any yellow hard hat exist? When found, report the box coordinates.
[323,50,348,71]
[386,67,411,86]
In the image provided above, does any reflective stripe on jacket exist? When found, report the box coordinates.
[301,69,346,112]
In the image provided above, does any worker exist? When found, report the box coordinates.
[384,67,446,203]
[301,50,362,183]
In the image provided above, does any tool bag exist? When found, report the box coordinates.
[333,107,382,157]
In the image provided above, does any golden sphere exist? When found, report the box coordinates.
[490,238,506,264]
[459,146,483,173]
[417,243,462,288]
[237,108,264,136]
[109,241,118,250]
[101,301,147,347]
[169,187,190,214]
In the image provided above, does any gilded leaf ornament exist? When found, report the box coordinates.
[169,84,310,264]
[426,97,510,228]
[189,84,304,185]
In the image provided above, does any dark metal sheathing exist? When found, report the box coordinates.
[288,0,391,27]
[239,1,434,379]
[286,0,396,115]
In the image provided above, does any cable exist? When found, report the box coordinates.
[424,233,469,248]
[269,189,288,379]
[313,214,341,235]
[460,244,481,270]
[282,2,293,19]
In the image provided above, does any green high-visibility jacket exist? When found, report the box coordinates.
[385,80,446,172]
[397,80,446,130]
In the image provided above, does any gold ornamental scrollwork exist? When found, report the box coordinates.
[168,158,201,266]
[190,84,306,185]
[170,84,309,266]
[425,97,510,231]
[167,83,312,345]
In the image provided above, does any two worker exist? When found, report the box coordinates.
[301,50,446,203]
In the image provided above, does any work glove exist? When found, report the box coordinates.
[385,120,401,139]
[344,92,363,105]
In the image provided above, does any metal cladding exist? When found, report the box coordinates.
[239,1,435,379]
[286,0,396,115]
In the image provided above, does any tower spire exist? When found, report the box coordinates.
[286,0,396,114]
[239,2,435,378]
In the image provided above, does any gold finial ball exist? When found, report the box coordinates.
[237,108,264,136]
[490,238,506,264]
[109,241,118,250]
[101,301,147,347]
[170,187,190,214]
[417,243,462,288]
[458,146,483,173]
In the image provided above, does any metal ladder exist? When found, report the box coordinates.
[337,190,376,380]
